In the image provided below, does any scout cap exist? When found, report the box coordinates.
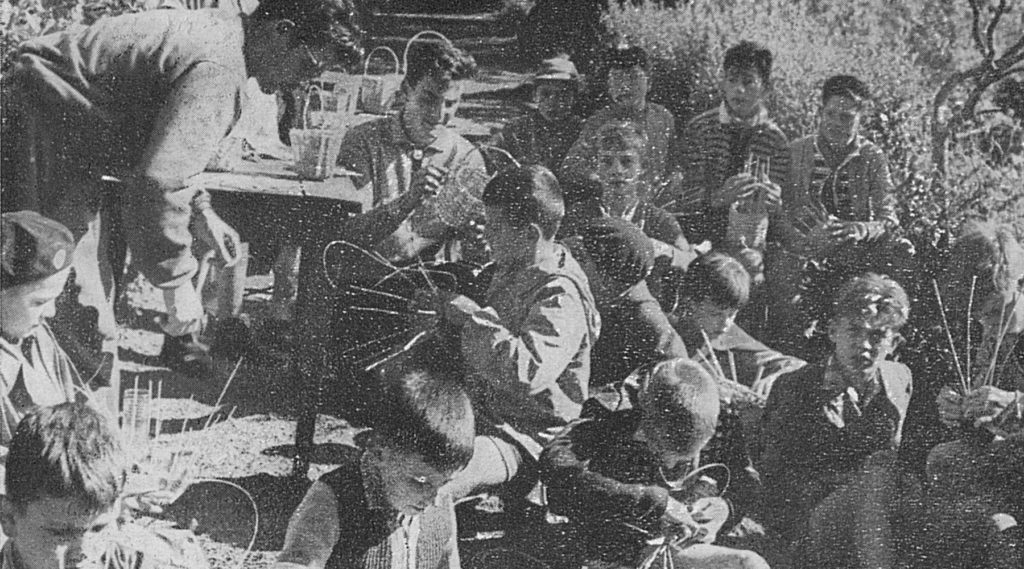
[1,211,76,289]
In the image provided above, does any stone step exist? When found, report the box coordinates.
[365,11,516,42]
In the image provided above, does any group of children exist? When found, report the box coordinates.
[1,10,1023,569]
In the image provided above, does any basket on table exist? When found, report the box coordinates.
[289,84,348,180]
[359,46,402,115]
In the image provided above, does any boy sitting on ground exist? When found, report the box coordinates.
[562,44,675,188]
[421,165,600,500]
[540,357,770,569]
[768,76,905,349]
[760,273,912,569]
[1,402,207,568]
[1,212,88,449]
[669,41,787,249]
[275,342,474,569]
[663,251,805,522]
[326,40,486,418]
[561,121,697,270]
[568,216,686,389]
[493,54,583,173]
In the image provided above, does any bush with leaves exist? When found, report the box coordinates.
[606,0,1023,234]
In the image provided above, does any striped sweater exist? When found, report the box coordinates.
[669,104,790,246]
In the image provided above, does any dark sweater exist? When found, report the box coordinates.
[589,280,687,389]
[540,377,727,564]
[320,452,458,569]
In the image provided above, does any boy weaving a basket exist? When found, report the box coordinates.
[418,165,600,501]
[539,357,769,569]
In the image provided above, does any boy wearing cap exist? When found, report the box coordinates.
[493,55,583,173]
[567,216,686,389]
[0,212,88,451]
[561,45,676,188]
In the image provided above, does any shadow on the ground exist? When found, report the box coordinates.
[262,441,363,465]
[166,473,312,551]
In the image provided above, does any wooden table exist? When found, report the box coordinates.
[192,159,367,477]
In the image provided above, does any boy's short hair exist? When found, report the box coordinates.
[723,41,773,85]
[671,251,751,311]
[821,75,871,106]
[578,217,655,290]
[403,41,477,91]
[941,220,1024,314]
[832,273,910,329]
[6,402,125,512]
[253,0,362,64]
[606,44,649,72]
[482,165,565,240]
[639,358,720,458]
[374,341,475,473]
[595,121,647,156]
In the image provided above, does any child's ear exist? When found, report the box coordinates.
[528,223,545,243]
[0,496,19,539]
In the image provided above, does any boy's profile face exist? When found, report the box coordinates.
[607,66,649,111]
[535,80,576,122]
[596,149,643,206]
[1,495,118,569]
[640,419,701,476]
[819,94,864,147]
[401,74,464,146]
[681,299,738,343]
[720,67,766,120]
[828,314,901,375]
[0,269,69,343]
[377,445,455,516]
[483,205,539,266]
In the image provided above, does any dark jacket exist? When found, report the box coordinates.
[589,280,687,389]
[540,376,729,564]
[759,359,912,537]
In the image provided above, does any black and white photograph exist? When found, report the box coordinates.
[0,0,1022,567]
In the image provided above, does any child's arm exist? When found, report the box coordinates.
[540,419,669,529]
[448,278,588,399]
[274,481,341,569]
[333,127,444,251]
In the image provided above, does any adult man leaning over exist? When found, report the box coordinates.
[0,0,362,395]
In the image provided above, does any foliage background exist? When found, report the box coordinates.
[606,0,1024,242]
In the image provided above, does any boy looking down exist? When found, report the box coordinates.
[540,357,770,569]
[568,217,687,389]
[422,165,600,499]
[0,212,87,454]
[275,344,474,569]
[1,402,207,569]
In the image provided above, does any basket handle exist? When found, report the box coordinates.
[302,84,325,130]
[362,45,401,77]
[402,30,454,74]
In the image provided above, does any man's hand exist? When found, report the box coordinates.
[194,208,242,266]
[962,385,1017,429]
[935,387,964,428]
[410,165,449,203]
[712,173,759,208]
[826,220,869,244]
[410,287,468,327]
[662,497,697,531]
